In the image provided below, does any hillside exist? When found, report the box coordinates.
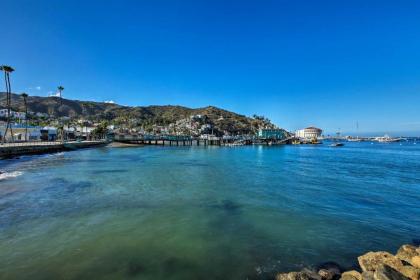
[0,93,277,135]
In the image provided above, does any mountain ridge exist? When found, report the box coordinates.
[0,92,277,135]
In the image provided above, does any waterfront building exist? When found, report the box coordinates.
[75,126,95,139]
[0,124,42,141]
[295,127,323,139]
[200,134,219,140]
[258,129,288,140]
[40,127,58,141]
[0,109,26,120]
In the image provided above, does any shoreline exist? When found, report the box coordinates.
[0,140,108,158]
[276,244,420,280]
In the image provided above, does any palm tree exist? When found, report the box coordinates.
[21,93,28,141]
[0,65,15,143]
[57,86,65,141]
[57,86,64,105]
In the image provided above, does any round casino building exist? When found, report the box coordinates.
[294,126,323,139]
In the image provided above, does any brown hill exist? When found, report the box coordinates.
[0,92,277,134]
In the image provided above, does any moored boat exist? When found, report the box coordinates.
[329,142,344,147]
[375,134,401,143]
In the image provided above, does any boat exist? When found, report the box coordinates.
[329,142,344,147]
[330,131,344,147]
[347,138,363,142]
[375,134,401,143]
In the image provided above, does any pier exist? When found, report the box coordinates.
[113,134,290,146]
[0,140,108,158]
[114,134,226,146]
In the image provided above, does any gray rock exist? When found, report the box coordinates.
[340,270,362,280]
[276,270,322,280]
[373,264,410,280]
[396,245,420,265]
[317,262,342,279]
[399,265,420,280]
[358,251,403,272]
[319,268,335,280]
[362,271,374,280]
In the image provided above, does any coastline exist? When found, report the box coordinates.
[0,140,108,158]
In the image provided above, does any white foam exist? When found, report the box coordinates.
[0,171,23,181]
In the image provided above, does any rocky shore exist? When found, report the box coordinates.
[276,244,420,280]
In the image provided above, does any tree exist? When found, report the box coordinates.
[57,86,64,105]
[0,65,15,143]
[91,121,108,139]
[21,92,28,141]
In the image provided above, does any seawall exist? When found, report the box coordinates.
[0,141,108,158]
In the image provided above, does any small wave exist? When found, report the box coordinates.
[0,171,23,181]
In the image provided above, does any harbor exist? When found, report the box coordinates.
[2,1,420,278]
[1,141,419,279]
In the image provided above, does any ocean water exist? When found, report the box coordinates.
[0,142,419,279]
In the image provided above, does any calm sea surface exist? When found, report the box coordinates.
[0,142,419,279]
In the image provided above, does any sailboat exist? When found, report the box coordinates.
[348,121,362,142]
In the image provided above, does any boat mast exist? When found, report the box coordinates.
[356,121,359,139]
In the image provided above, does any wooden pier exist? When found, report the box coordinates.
[113,137,225,146]
[113,134,288,146]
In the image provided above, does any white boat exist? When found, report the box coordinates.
[329,142,344,147]
[375,134,401,143]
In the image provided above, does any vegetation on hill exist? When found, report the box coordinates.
[0,92,278,135]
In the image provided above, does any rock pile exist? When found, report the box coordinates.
[276,244,420,280]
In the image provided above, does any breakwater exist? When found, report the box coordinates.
[0,140,108,158]
[276,244,420,280]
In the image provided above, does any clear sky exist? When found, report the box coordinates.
[1,0,420,135]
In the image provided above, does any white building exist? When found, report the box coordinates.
[295,127,323,139]
[0,109,26,120]
[0,109,8,118]
[0,125,42,141]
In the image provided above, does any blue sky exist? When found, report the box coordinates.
[1,0,420,135]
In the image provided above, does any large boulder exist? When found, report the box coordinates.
[396,245,420,265]
[317,262,342,279]
[358,251,403,272]
[340,270,362,280]
[373,264,410,280]
[399,265,420,280]
[318,269,335,280]
[412,256,420,269]
[362,271,374,280]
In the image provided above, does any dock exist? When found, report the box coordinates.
[113,134,291,146]
[0,140,108,158]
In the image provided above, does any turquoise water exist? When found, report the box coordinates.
[0,142,419,279]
